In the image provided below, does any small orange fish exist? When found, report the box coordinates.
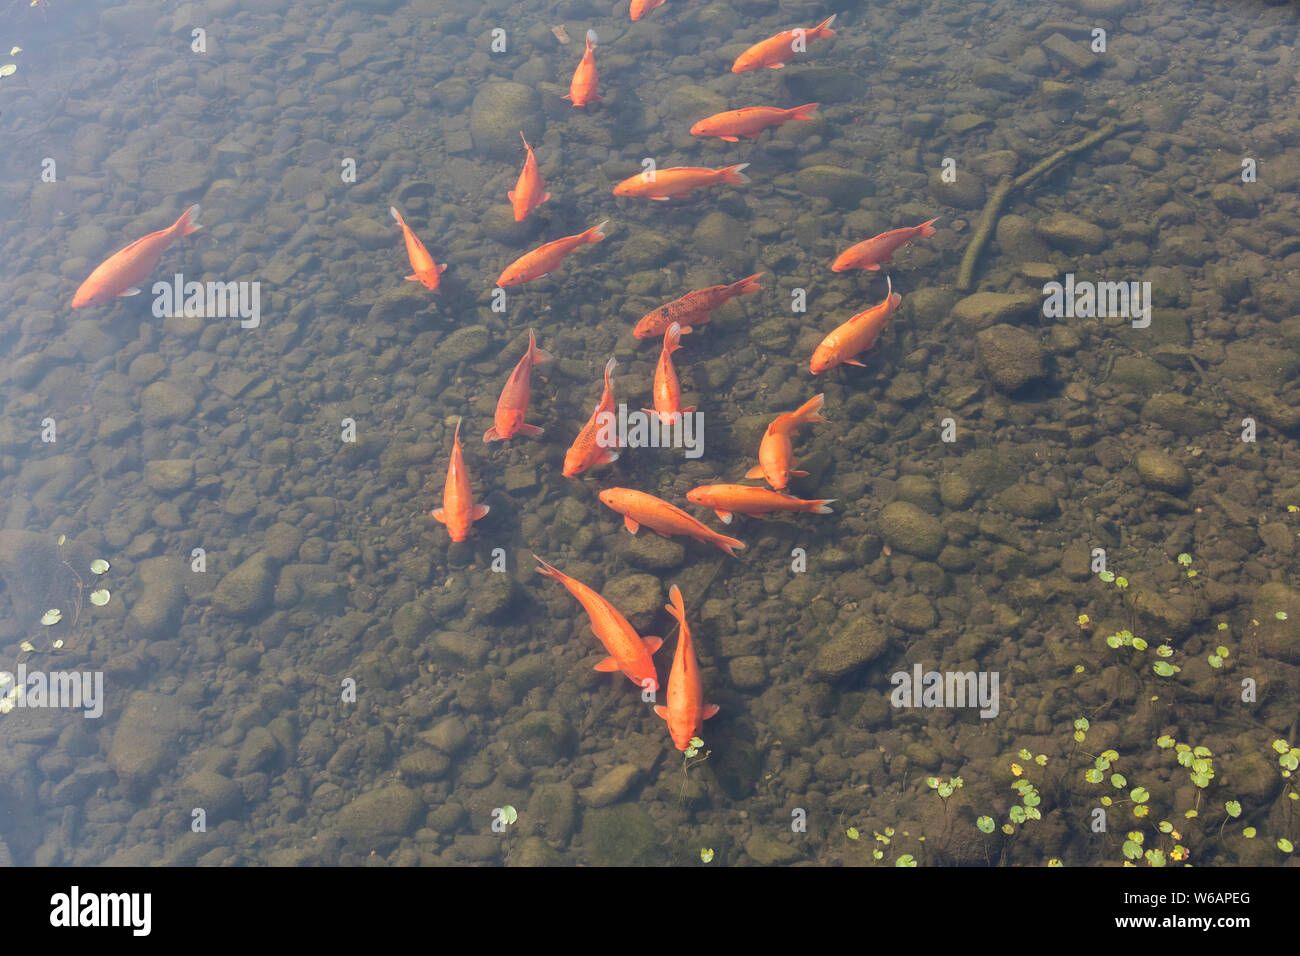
[509,132,551,222]
[612,164,750,201]
[564,29,602,108]
[746,393,826,491]
[599,487,746,557]
[534,554,661,691]
[390,206,447,291]
[496,220,607,287]
[811,276,902,374]
[485,329,551,442]
[655,585,719,751]
[633,272,762,338]
[686,484,835,523]
[831,218,938,272]
[563,357,620,477]
[630,0,666,20]
[732,14,837,72]
[642,322,695,426]
[71,204,202,308]
[690,103,819,141]
[431,418,489,542]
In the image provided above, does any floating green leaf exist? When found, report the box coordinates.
[976,816,995,834]
[0,64,16,79]
[700,847,714,863]
[1278,838,1294,853]
[40,609,61,626]
[1225,801,1241,818]
[90,589,110,606]
[90,559,110,575]
[895,854,916,867]
[1131,786,1149,804]
[846,827,859,840]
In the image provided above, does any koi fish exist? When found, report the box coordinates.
[686,484,835,523]
[71,204,202,308]
[746,393,826,490]
[496,220,607,287]
[612,163,750,200]
[485,329,551,441]
[630,0,666,20]
[509,132,551,222]
[565,29,601,107]
[690,103,818,141]
[390,206,447,291]
[534,554,661,691]
[655,585,719,751]
[431,418,489,542]
[831,218,938,272]
[598,487,746,557]
[643,322,695,426]
[633,272,762,339]
[732,14,837,72]
[563,357,619,477]
[810,275,902,374]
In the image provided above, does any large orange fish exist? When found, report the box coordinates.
[810,276,902,374]
[655,585,719,751]
[831,218,938,272]
[690,103,818,141]
[534,554,661,691]
[431,418,489,542]
[509,132,550,222]
[496,220,607,287]
[70,204,202,308]
[630,0,665,20]
[686,484,835,523]
[633,273,762,338]
[598,487,746,557]
[643,322,695,426]
[746,393,826,490]
[564,29,602,107]
[485,329,551,441]
[732,14,837,72]
[563,357,620,477]
[390,206,447,291]
[612,164,750,201]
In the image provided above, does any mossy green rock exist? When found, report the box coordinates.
[525,782,578,843]
[692,211,746,258]
[581,804,662,865]
[601,573,662,632]
[128,556,186,639]
[1252,582,1300,663]
[581,764,641,807]
[507,711,576,766]
[143,459,194,494]
[420,716,469,754]
[432,630,488,668]
[879,501,943,558]
[1110,356,1172,393]
[180,769,244,821]
[481,204,538,245]
[975,324,1047,392]
[334,784,424,847]
[795,165,873,204]
[470,83,543,159]
[810,615,890,680]
[108,692,200,790]
[952,293,1040,331]
[997,483,1059,519]
[1133,448,1191,493]
[620,231,676,269]
[929,167,985,209]
[745,831,802,864]
[1036,213,1107,254]
[888,594,937,632]
[212,553,275,618]
[1140,393,1216,435]
[622,531,686,570]
[140,381,196,426]
[438,325,491,364]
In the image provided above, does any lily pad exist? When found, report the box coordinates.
[40,609,62,626]
[90,588,110,606]
[90,559,110,575]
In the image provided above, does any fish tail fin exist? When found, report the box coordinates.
[790,103,819,120]
[603,355,617,387]
[812,498,836,514]
[519,130,530,149]
[176,203,202,236]
[389,206,406,227]
[664,584,686,623]
[584,220,609,243]
[919,217,939,236]
[722,163,751,185]
[452,417,462,443]
[716,534,746,557]
[586,28,597,48]
[794,392,827,425]
[664,322,683,353]
[814,13,837,36]
[533,554,565,582]
[528,329,552,364]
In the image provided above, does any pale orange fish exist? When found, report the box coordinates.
[534,555,661,691]
[746,393,826,490]
[431,418,489,542]
[390,206,447,291]
[496,221,607,287]
[831,218,938,272]
[565,29,602,107]
[810,276,902,374]
[630,0,666,21]
[563,357,619,477]
[643,322,695,426]
[732,14,837,72]
[655,585,719,751]
[633,273,762,339]
[71,204,202,308]
[599,487,745,557]
[690,103,818,141]
[686,484,835,523]
[612,164,750,201]
[509,132,551,222]
[485,329,551,441]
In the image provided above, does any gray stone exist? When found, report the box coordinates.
[975,324,1047,392]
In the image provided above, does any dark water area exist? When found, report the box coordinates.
[0,0,1298,868]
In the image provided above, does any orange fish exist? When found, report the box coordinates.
[655,585,719,751]
[563,357,620,477]
[70,204,202,308]
[496,221,607,287]
[390,206,447,291]
[732,14,837,72]
[509,132,551,222]
[643,322,695,426]
[612,164,750,201]
[831,218,938,272]
[811,276,902,374]
[747,393,826,490]
[485,329,551,442]
[564,29,602,107]
[431,418,489,542]
[690,103,819,141]
[599,487,746,557]
[630,0,666,20]
[686,484,835,523]
[534,554,661,691]
[633,272,762,338]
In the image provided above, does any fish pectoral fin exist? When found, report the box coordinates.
[118,287,142,297]
[703,703,720,720]
[593,656,620,672]
[744,465,765,480]
[715,510,733,524]
[430,508,447,524]
[790,469,809,477]
[483,426,502,442]
[601,450,620,464]
[653,705,669,720]
[516,423,544,437]
[642,635,663,654]
[766,62,785,69]
[405,274,419,281]
[624,515,640,534]
[721,136,739,142]
[844,359,868,367]
[650,196,673,201]
[471,503,490,521]
[507,190,516,200]
[540,192,551,201]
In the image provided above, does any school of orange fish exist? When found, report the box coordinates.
[70,10,941,753]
